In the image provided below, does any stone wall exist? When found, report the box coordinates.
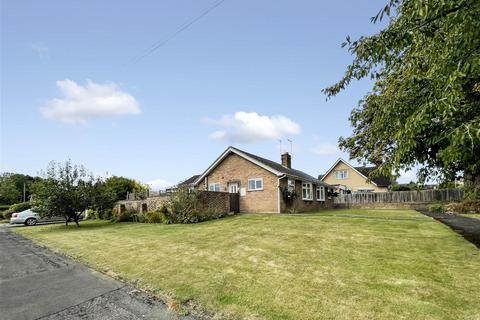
[116,196,169,213]
[115,191,233,214]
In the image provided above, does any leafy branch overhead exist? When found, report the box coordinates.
[323,0,480,192]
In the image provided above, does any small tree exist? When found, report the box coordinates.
[32,160,94,227]
[91,178,117,219]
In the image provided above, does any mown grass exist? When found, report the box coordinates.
[15,209,480,320]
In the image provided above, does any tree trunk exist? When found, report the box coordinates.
[464,169,480,199]
[65,216,69,227]
[74,214,80,227]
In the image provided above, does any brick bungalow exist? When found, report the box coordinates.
[193,146,333,213]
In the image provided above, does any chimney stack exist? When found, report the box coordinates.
[281,152,291,168]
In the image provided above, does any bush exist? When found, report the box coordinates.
[3,202,32,219]
[112,208,136,222]
[144,210,164,223]
[445,200,480,214]
[428,203,445,213]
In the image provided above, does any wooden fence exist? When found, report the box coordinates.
[334,188,464,204]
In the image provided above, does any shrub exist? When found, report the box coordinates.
[144,210,164,223]
[164,187,231,224]
[3,202,32,219]
[445,200,480,214]
[428,203,445,213]
[112,208,136,222]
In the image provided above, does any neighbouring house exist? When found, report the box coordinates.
[193,146,333,213]
[167,174,200,193]
[319,158,393,193]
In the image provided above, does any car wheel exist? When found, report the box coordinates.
[25,218,37,226]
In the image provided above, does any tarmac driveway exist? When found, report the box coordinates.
[0,225,195,320]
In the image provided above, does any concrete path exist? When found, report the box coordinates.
[0,226,196,320]
[418,209,480,248]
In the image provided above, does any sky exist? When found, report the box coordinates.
[0,0,417,189]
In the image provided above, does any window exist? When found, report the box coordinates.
[287,179,295,191]
[335,170,348,180]
[208,183,220,192]
[248,178,263,191]
[302,182,313,200]
[316,186,325,201]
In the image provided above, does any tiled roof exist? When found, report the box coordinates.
[231,147,329,186]
[353,166,392,187]
[178,174,200,186]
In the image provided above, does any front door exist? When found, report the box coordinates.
[228,182,239,193]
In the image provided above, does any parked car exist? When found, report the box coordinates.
[10,209,85,226]
[10,209,41,226]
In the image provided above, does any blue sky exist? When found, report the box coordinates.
[0,0,416,188]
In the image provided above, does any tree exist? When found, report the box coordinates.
[0,173,40,204]
[91,179,117,219]
[32,160,94,226]
[324,1,480,197]
[104,176,147,201]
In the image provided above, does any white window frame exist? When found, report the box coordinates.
[316,186,325,201]
[208,183,221,192]
[247,178,264,191]
[335,170,348,180]
[302,182,313,201]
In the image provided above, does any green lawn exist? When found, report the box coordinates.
[15,209,480,320]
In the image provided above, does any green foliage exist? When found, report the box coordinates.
[112,208,137,222]
[144,210,165,223]
[31,160,94,226]
[445,200,480,214]
[165,187,229,224]
[0,173,40,204]
[166,187,199,223]
[428,203,445,213]
[91,179,117,218]
[324,0,480,195]
[3,202,32,219]
[391,182,422,191]
[104,176,147,201]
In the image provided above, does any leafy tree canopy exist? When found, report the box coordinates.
[0,173,40,204]
[324,0,480,196]
[32,160,94,226]
[104,175,147,201]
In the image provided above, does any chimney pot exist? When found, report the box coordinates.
[281,152,291,168]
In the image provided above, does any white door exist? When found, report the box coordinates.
[229,182,239,193]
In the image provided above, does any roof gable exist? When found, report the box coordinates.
[194,146,329,186]
[320,158,378,187]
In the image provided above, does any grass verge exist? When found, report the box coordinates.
[14,209,480,320]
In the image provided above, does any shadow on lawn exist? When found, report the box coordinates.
[23,220,116,233]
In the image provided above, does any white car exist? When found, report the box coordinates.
[10,209,41,226]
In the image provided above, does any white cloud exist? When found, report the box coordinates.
[206,112,300,143]
[146,179,172,190]
[31,43,50,59]
[310,143,339,156]
[40,79,141,124]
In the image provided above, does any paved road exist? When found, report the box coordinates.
[418,209,480,248]
[0,226,196,320]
